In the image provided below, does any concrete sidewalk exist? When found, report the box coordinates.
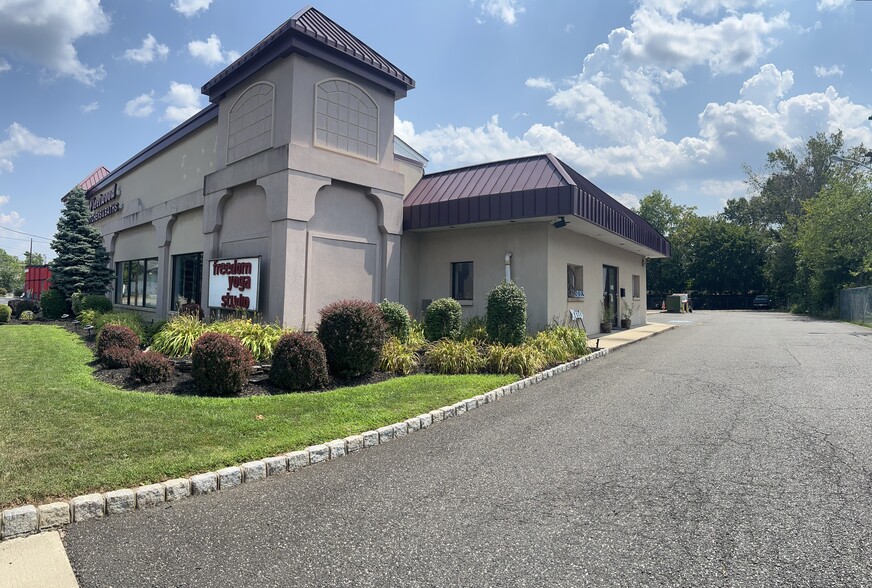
[0,320,674,588]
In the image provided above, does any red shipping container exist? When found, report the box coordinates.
[24,265,52,300]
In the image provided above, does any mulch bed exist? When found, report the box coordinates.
[6,317,394,397]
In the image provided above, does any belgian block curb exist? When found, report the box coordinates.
[1,348,612,541]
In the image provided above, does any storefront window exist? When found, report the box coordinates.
[115,258,158,308]
[172,252,203,311]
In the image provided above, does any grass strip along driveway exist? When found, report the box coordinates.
[0,325,516,508]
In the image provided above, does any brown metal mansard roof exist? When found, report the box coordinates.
[403,154,671,257]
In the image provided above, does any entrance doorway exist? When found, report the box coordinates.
[603,265,618,328]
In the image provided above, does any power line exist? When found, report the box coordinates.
[0,225,53,240]
[0,235,52,243]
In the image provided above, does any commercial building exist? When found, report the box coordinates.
[78,6,669,334]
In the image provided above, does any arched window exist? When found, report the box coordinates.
[227,82,274,164]
[315,79,379,161]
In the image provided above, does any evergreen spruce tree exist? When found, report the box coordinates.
[50,187,115,299]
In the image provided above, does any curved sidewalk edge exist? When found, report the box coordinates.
[1,323,675,554]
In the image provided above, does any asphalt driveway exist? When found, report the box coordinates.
[63,311,872,586]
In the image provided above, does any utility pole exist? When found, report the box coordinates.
[28,239,32,266]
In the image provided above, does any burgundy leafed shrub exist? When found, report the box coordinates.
[191,332,253,396]
[269,332,329,391]
[97,324,141,361]
[317,299,388,377]
[129,351,175,384]
[101,345,136,369]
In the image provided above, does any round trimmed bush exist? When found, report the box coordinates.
[0,304,10,323]
[0,287,6,296]
[82,295,113,314]
[97,324,141,360]
[485,282,527,345]
[378,299,411,343]
[129,351,175,383]
[191,332,253,396]
[101,345,136,368]
[40,288,69,319]
[317,299,388,377]
[19,310,35,322]
[423,298,462,341]
[269,332,329,391]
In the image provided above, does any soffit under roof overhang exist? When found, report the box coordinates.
[403,154,671,258]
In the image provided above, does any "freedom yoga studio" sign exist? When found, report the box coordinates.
[207,257,261,311]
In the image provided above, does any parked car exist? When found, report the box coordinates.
[752,295,772,310]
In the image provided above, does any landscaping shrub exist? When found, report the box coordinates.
[71,292,84,315]
[149,315,207,357]
[94,311,146,342]
[82,295,113,314]
[269,332,329,391]
[13,288,24,297]
[380,336,420,375]
[423,339,484,374]
[378,299,411,343]
[143,320,167,347]
[8,299,39,318]
[191,332,253,396]
[40,289,69,319]
[96,324,141,361]
[209,318,288,361]
[77,309,99,327]
[317,299,388,377]
[486,343,545,377]
[423,298,462,341]
[0,305,10,323]
[129,351,175,383]
[459,315,488,342]
[0,287,6,296]
[101,345,136,369]
[547,326,589,357]
[486,282,527,345]
[530,330,571,365]
[18,310,35,323]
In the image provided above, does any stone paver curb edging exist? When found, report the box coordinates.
[1,327,677,541]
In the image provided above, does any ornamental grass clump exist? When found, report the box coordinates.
[380,336,421,375]
[209,318,289,362]
[317,299,388,377]
[486,343,546,377]
[530,330,572,365]
[547,325,589,357]
[378,299,412,343]
[485,281,527,345]
[129,351,175,384]
[423,298,462,341]
[96,324,141,361]
[95,311,146,342]
[423,339,484,375]
[149,314,208,357]
[269,332,329,391]
[191,332,253,396]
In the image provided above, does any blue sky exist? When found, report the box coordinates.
[0,0,870,262]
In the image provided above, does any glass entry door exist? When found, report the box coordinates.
[603,265,618,327]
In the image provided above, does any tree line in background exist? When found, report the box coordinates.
[637,131,872,316]
[0,249,45,292]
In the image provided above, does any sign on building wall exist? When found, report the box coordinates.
[89,184,122,223]
[207,257,261,311]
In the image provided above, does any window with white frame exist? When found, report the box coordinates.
[567,264,584,298]
[632,274,641,299]
[451,261,474,301]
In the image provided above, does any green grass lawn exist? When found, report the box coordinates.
[0,325,515,508]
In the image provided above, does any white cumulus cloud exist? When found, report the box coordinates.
[0,0,109,85]
[123,34,169,64]
[814,65,843,78]
[124,93,156,118]
[817,0,852,11]
[0,123,65,174]
[0,58,9,73]
[740,64,794,107]
[476,0,525,25]
[172,0,213,17]
[0,210,24,227]
[162,82,205,124]
[525,77,555,91]
[188,34,238,66]
[80,101,99,113]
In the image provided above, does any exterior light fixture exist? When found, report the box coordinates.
[552,216,568,229]
[829,154,872,171]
